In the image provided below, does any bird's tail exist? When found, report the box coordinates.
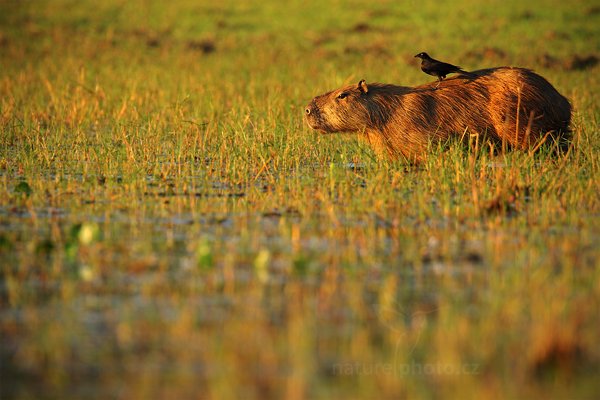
[458,70,478,78]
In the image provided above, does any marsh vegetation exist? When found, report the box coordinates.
[1,0,599,398]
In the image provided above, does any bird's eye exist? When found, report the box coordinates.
[337,92,348,99]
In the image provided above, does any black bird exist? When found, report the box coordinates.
[414,52,468,87]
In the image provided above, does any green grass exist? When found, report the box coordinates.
[1,0,599,399]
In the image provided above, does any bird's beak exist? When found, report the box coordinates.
[414,54,419,58]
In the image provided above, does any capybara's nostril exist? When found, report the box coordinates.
[305,107,311,115]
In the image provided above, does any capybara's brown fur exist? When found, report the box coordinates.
[305,67,571,162]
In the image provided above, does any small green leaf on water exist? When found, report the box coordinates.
[65,241,78,262]
[14,181,32,197]
[79,264,97,282]
[196,238,214,270]
[70,222,100,245]
[78,222,100,245]
[69,223,83,241]
[254,249,271,283]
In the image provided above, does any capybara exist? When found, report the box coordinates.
[304,67,571,162]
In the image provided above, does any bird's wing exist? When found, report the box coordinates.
[441,62,462,71]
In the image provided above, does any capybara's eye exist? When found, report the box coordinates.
[305,107,311,115]
[337,92,348,100]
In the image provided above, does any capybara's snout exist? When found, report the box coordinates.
[304,100,322,131]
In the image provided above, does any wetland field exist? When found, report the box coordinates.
[1,0,599,399]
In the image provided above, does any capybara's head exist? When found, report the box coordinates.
[305,80,372,133]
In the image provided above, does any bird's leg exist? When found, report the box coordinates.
[435,77,442,89]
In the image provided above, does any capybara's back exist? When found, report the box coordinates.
[305,67,571,161]
[480,67,571,149]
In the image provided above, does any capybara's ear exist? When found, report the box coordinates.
[358,80,368,94]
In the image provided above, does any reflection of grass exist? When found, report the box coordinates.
[1,0,599,398]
